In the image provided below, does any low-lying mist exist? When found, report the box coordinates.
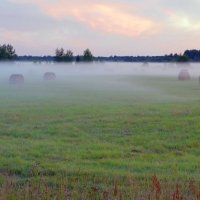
[0,62,199,79]
[0,62,199,105]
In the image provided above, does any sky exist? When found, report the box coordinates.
[0,0,200,56]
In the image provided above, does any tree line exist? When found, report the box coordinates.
[0,44,94,62]
[1,44,200,63]
[55,48,94,62]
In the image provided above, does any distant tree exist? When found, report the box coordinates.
[0,44,17,60]
[55,48,64,62]
[55,48,74,62]
[0,45,6,59]
[56,48,64,57]
[177,54,189,62]
[65,50,73,62]
[184,49,200,61]
[6,44,16,59]
[75,55,81,62]
[83,49,94,62]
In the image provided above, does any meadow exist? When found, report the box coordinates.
[0,62,200,199]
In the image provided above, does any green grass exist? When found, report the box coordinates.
[0,74,200,198]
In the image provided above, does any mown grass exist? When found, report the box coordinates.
[0,74,200,199]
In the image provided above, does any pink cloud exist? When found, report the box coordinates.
[10,0,160,38]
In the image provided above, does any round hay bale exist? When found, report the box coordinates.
[178,69,190,81]
[43,72,56,81]
[9,74,24,84]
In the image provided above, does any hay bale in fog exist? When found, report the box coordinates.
[9,74,24,84]
[178,69,190,81]
[43,72,56,80]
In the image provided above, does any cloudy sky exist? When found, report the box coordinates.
[0,0,200,56]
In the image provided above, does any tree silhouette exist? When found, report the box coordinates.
[75,55,81,62]
[65,50,73,62]
[0,44,17,60]
[177,54,189,62]
[55,48,74,62]
[83,49,94,62]
[184,49,200,61]
[55,48,64,61]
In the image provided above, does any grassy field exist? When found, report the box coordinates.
[0,73,200,199]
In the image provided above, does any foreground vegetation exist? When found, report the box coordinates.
[0,74,200,199]
[1,174,200,199]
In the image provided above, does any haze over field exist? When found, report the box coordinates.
[0,62,199,78]
[0,62,199,105]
